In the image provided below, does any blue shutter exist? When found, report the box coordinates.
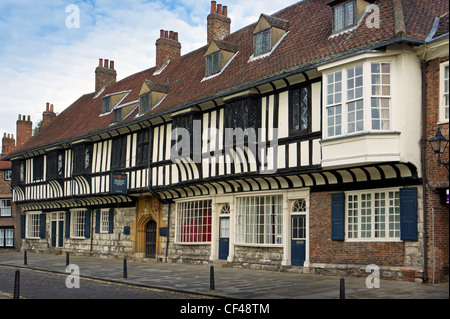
[331,193,345,241]
[84,210,91,239]
[108,209,114,234]
[400,188,418,241]
[21,215,26,239]
[65,211,71,238]
[39,213,46,239]
[95,210,101,234]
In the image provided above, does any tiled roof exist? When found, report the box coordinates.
[8,0,449,157]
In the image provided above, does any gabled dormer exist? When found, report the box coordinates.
[328,0,376,34]
[204,39,238,77]
[101,90,130,114]
[252,14,289,58]
[138,80,170,115]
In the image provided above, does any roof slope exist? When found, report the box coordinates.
[9,0,449,157]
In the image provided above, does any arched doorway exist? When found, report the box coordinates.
[146,220,157,259]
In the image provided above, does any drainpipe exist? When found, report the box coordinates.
[420,59,428,283]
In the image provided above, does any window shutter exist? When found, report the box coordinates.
[95,209,101,233]
[39,213,46,239]
[331,193,345,240]
[21,215,26,239]
[84,209,91,239]
[65,211,71,238]
[400,188,418,241]
[108,208,114,234]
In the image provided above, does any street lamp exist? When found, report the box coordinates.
[429,127,449,172]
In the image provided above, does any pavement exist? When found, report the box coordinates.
[0,251,448,299]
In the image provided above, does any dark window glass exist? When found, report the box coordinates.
[290,84,310,135]
[111,136,127,169]
[33,156,44,181]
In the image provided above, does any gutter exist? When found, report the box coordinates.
[4,36,429,161]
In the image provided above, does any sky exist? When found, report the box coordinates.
[0,0,298,141]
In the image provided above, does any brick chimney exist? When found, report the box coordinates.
[41,102,57,129]
[1,133,15,157]
[95,58,117,93]
[207,1,231,44]
[16,114,32,149]
[155,30,181,70]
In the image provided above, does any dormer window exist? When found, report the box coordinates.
[203,39,238,80]
[251,14,289,59]
[140,93,150,114]
[138,80,170,115]
[333,0,355,32]
[206,52,221,76]
[102,96,111,113]
[254,29,271,56]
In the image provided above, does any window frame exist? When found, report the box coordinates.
[206,51,221,76]
[46,150,65,180]
[136,129,150,166]
[333,0,356,33]
[139,93,150,115]
[345,188,401,242]
[4,170,11,181]
[111,135,128,170]
[235,195,284,246]
[72,144,92,175]
[289,83,311,136]
[33,155,44,181]
[25,212,41,239]
[440,61,449,123]
[0,227,14,248]
[70,209,87,239]
[323,60,393,139]
[254,28,272,57]
[175,199,212,244]
[0,199,12,217]
[99,209,110,233]
[102,96,111,113]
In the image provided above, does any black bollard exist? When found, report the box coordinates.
[13,270,20,300]
[339,277,345,299]
[210,265,215,290]
[123,258,128,279]
[24,250,27,266]
[66,252,70,267]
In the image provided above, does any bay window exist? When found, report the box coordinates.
[324,61,392,138]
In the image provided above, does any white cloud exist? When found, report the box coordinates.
[0,0,299,139]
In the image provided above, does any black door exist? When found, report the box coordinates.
[146,221,157,258]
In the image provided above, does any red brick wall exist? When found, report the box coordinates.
[424,56,449,283]
[310,191,405,267]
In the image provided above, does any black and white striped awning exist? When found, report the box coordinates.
[154,162,419,200]
[18,195,134,212]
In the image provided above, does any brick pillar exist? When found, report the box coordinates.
[16,114,32,149]
[155,30,181,70]
[207,1,231,44]
[95,58,117,93]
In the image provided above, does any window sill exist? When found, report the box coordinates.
[345,239,403,243]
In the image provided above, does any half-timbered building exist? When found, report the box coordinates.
[5,0,449,281]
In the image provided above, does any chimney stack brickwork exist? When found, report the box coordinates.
[95,58,117,93]
[16,114,32,149]
[156,29,181,70]
[1,133,15,157]
[207,1,231,44]
[41,102,57,129]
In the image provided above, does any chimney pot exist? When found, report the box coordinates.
[160,29,165,38]
[50,104,54,112]
[104,59,109,69]
[217,4,222,15]
[46,102,49,111]
[164,30,169,38]
[223,6,228,17]
[174,32,179,41]
[211,1,217,13]
[18,114,21,120]
[110,61,114,70]
[169,31,174,40]
[99,58,103,67]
